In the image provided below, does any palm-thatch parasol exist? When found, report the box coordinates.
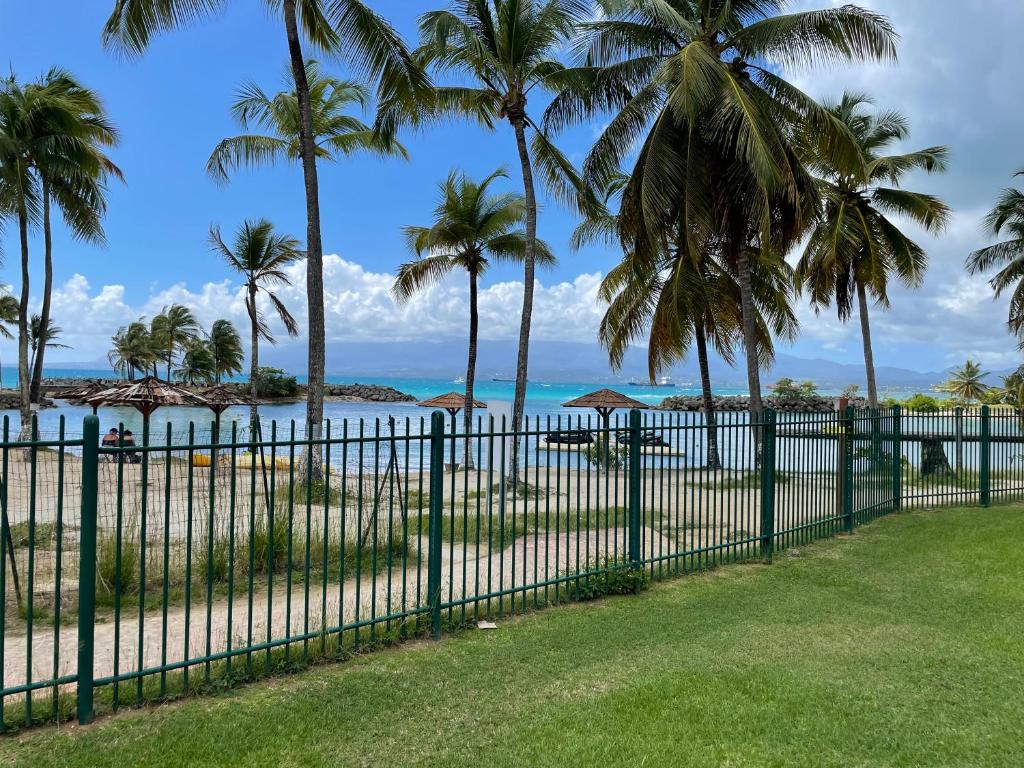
[62,380,109,414]
[417,391,488,418]
[85,376,211,446]
[199,384,255,419]
[561,388,647,428]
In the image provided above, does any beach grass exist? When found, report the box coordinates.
[6,503,1022,766]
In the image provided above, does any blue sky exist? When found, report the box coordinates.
[2,0,1024,376]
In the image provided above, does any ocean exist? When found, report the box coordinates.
[0,367,862,440]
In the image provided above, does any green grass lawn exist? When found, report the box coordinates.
[6,504,1024,767]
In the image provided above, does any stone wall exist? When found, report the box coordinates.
[657,394,869,412]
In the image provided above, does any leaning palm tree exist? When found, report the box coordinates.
[28,70,122,405]
[938,360,989,405]
[105,0,427,470]
[108,320,157,380]
[208,319,244,384]
[208,60,407,182]
[966,170,1024,346]
[393,168,554,463]
[150,303,200,381]
[0,70,121,430]
[414,0,594,442]
[545,0,898,425]
[209,219,303,423]
[795,94,950,408]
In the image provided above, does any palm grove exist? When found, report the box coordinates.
[6,0,1024,461]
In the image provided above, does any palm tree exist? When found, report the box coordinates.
[176,340,216,386]
[28,71,122,406]
[0,69,121,430]
[545,0,897,425]
[966,171,1024,346]
[208,60,407,182]
[795,94,950,408]
[108,320,157,380]
[939,360,989,405]
[591,217,796,469]
[414,0,594,441]
[209,219,303,423]
[208,319,244,384]
[394,168,554,463]
[105,0,427,469]
[28,314,70,380]
[150,303,200,381]
[0,293,19,389]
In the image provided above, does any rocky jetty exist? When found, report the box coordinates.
[657,394,869,413]
[324,383,416,403]
[0,391,55,409]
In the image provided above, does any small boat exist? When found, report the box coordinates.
[627,376,675,388]
[453,376,465,384]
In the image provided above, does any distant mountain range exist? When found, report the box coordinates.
[50,338,1004,391]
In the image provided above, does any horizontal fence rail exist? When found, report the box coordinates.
[0,404,1016,729]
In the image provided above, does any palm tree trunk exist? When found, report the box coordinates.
[248,287,259,427]
[464,269,479,469]
[857,283,879,409]
[510,114,537,477]
[17,195,31,438]
[734,245,764,459]
[29,183,52,404]
[282,1,324,477]
[695,320,721,470]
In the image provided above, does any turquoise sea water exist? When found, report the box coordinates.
[2,367,762,438]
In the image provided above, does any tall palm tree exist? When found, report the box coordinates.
[0,70,121,430]
[414,0,594,442]
[545,0,897,425]
[208,60,407,182]
[393,168,554,462]
[108,320,157,380]
[28,314,70,380]
[208,319,244,384]
[28,70,122,406]
[939,360,989,405]
[209,219,303,423]
[966,170,1024,346]
[105,0,427,468]
[795,94,950,408]
[150,303,200,381]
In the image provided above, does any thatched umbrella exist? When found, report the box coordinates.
[85,376,210,445]
[417,391,487,419]
[562,388,647,428]
[62,380,109,414]
[199,385,255,432]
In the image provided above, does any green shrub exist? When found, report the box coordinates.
[901,393,942,412]
[573,559,649,600]
[254,367,299,398]
[97,526,139,597]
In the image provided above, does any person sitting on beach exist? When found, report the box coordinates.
[122,430,141,464]
[101,428,119,461]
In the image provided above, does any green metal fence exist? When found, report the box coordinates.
[0,405,1014,729]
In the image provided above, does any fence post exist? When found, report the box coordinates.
[892,406,902,512]
[980,405,991,507]
[628,408,642,569]
[844,405,855,533]
[427,410,445,639]
[76,414,100,725]
[759,409,776,559]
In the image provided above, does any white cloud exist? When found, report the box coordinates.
[16,255,608,363]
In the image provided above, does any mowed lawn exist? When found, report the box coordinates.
[6,505,1024,767]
